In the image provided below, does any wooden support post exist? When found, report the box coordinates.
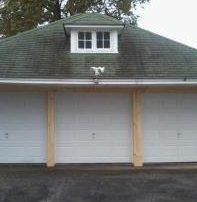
[132,89,143,167]
[47,91,55,167]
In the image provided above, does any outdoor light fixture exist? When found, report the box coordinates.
[90,66,105,84]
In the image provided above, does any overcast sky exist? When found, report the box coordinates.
[137,0,197,49]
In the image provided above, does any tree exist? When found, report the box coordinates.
[0,0,45,37]
[0,0,149,37]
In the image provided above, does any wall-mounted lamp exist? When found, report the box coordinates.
[90,66,105,84]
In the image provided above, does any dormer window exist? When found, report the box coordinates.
[70,30,119,53]
[78,32,92,49]
[97,32,110,49]
[70,30,118,53]
[64,13,124,54]
[78,31,111,50]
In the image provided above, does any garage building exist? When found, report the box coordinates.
[0,13,197,167]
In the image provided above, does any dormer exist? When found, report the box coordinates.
[64,13,124,54]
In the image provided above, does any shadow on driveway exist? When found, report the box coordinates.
[0,166,197,202]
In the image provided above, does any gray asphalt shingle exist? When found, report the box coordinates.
[0,13,196,79]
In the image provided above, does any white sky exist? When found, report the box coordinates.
[137,0,197,49]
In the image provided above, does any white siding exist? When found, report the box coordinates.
[0,92,46,163]
[143,93,197,163]
[56,93,132,163]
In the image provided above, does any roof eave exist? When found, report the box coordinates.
[1,78,197,87]
[64,25,124,33]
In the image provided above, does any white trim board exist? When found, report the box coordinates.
[1,78,197,86]
[64,25,124,29]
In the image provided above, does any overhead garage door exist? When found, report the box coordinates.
[56,93,132,163]
[143,93,197,163]
[0,92,46,163]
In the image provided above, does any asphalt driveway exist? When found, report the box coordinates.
[0,166,197,202]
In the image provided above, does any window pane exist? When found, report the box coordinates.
[97,32,103,40]
[104,32,110,40]
[97,40,103,48]
[78,41,84,48]
[86,41,92,49]
[86,32,92,40]
[78,32,84,40]
[104,40,110,48]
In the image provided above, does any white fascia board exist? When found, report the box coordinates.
[1,78,197,87]
[65,25,124,34]
[64,25,124,29]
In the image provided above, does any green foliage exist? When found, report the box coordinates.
[89,0,148,24]
[65,0,100,15]
[0,0,149,37]
[0,0,45,37]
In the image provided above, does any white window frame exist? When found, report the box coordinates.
[78,32,92,49]
[70,29,118,53]
[96,32,110,49]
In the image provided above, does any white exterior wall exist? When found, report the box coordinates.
[56,93,132,163]
[0,92,46,163]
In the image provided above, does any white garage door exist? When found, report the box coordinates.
[56,93,132,163]
[0,92,46,163]
[143,93,197,163]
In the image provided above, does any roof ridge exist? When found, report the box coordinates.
[64,12,123,25]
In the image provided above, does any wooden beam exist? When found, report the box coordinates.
[47,91,56,167]
[0,85,132,93]
[132,89,143,167]
[1,85,197,94]
[55,87,132,93]
[142,87,197,94]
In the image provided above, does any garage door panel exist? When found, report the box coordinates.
[179,94,197,106]
[179,147,197,162]
[160,99,177,109]
[0,92,46,163]
[143,117,159,128]
[1,141,44,147]
[73,146,129,156]
[0,130,45,140]
[56,93,132,163]
[57,157,129,164]
[0,157,41,164]
[144,131,158,144]
[159,131,178,141]
[178,132,197,142]
[142,96,160,108]
[145,146,179,163]
[0,146,44,158]
[143,93,197,163]
[57,146,130,160]
[57,139,130,147]
[57,130,131,143]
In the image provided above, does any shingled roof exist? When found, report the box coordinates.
[63,13,124,26]
[0,13,197,80]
